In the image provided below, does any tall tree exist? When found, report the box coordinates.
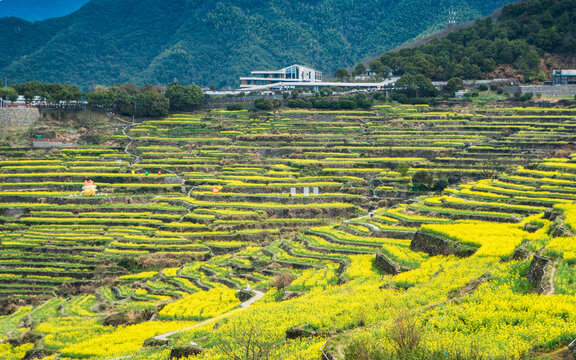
[334,68,350,82]
[444,77,463,94]
[0,87,18,102]
[396,74,438,98]
[165,83,204,112]
[353,63,367,77]
[134,91,169,117]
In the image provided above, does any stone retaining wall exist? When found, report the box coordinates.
[410,231,478,257]
[0,108,40,127]
[32,140,78,148]
[505,85,576,97]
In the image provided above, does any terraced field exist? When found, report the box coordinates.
[1,104,576,359]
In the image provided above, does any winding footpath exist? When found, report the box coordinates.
[107,290,265,360]
[544,264,556,296]
[115,115,189,192]
[153,290,265,342]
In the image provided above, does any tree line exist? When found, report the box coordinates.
[0,81,82,105]
[0,81,204,117]
[86,83,203,117]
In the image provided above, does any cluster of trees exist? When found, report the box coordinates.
[286,94,373,110]
[396,164,450,192]
[254,98,283,111]
[0,81,204,118]
[333,63,370,81]
[164,83,205,111]
[411,170,450,192]
[87,82,203,117]
[247,93,374,112]
[0,81,82,105]
[394,74,439,98]
[86,84,168,117]
[362,0,576,84]
[0,87,18,103]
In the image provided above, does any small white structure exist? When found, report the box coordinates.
[455,91,468,99]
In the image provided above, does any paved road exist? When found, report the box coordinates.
[153,290,265,342]
[107,290,265,359]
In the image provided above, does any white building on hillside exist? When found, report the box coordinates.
[210,64,399,95]
[240,64,322,90]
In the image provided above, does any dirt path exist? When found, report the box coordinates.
[119,121,141,166]
[544,263,556,296]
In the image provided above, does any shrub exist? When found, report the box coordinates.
[82,134,103,145]
[391,93,409,103]
[344,337,386,360]
[433,176,449,191]
[216,320,281,360]
[273,272,296,290]
[117,257,141,272]
[396,163,410,177]
[137,253,204,270]
[518,92,533,102]
[389,315,423,356]
[412,171,433,191]
[226,104,244,111]
[254,98,281,111]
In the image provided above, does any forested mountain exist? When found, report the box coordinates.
[0,0,89,21]
[369,0,576,82]
[0,0,515,88]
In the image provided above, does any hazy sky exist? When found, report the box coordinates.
[0,0,90,21]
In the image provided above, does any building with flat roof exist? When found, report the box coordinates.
[503,70,576,97]
[240,64,322,90]
[233,64,400,94]
[552,69,576,85]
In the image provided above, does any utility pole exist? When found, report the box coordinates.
[448,6,457,28]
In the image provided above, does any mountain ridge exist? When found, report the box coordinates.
[0,0,517,88]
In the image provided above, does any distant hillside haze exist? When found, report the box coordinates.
[0,0,517,88]
[0,0,90,21]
